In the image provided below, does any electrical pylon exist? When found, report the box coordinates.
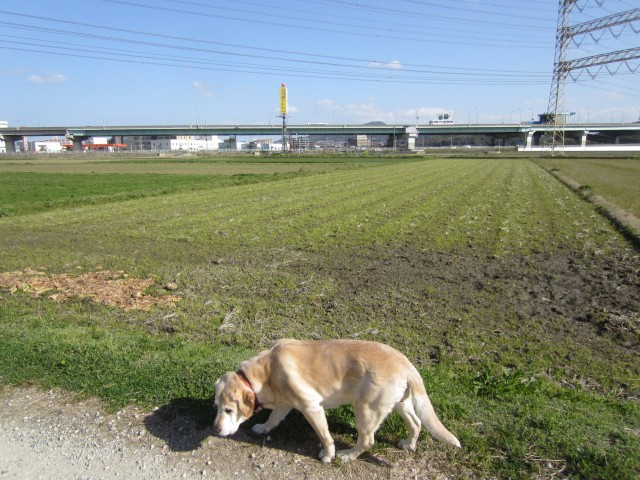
[545,1,575,154]
[544,1,640,155]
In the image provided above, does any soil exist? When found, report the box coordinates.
[0,386,468,480]
[0,270,180,311]
[299,246,640,357]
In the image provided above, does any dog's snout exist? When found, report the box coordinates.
[212,414,236,437]
[212,419,224,436]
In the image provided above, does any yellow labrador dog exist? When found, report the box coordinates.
[213,339,460,462]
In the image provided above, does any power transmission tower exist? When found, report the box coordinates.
[544,1,640,154]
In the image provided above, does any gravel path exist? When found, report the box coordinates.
[0,387,463,480]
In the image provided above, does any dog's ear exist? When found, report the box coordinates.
[240,388,255,417]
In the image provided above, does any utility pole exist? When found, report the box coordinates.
[278,83,288,152]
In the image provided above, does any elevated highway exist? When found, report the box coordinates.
[1,122,639,152]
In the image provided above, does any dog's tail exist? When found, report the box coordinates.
[408,375,461,448]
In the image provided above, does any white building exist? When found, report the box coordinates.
[29,139,64,153]
[0,121,8,153]
[246,138,283,151]
[150,135,219,152]
[86,137,111,145]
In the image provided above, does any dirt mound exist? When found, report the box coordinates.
[0,269,180,311]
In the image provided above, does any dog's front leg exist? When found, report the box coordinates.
[301,407,335,463]
[252,406,292,435]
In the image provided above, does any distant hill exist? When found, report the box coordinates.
[363,121,387,126]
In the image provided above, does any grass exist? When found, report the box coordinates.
[0,160,353,175]
[534,157,640,218]
[0,155,638,479]
[0,172,300,217]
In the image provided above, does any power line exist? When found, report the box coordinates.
[294,0,554,31]
[0,28,548,81]
[576,78,640,98]
[395,0,551,22]
[0,11,550,76]
[172,0,551,41]
[101,0,548,47]
[0,36,550,85]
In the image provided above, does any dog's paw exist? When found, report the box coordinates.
[397,439,417,451]
[336,449,360,462]
[318,449,334,463]
[251,423,270,435]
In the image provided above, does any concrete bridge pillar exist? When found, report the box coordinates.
[73,137,83,152]
[69,136,87,152]
[524,131,534,150]
[581,131,588,148]
[402,126,418,151]
[1,135,19,153]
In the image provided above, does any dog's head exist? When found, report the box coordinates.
[213,372,256,436]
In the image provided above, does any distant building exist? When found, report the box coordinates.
[149,135,219,151]
[536,113,573,125]
[123,136,152,151]
[429,113,454,125]
[29,139,64,153]
[290,135,312,151]
[0,121,8,152]
[86,137,111,145]
[220,137,243,151]
[348,135,372,148]
[82,137,127,151]
[246,138,282,151]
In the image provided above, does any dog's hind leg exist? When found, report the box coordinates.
[337,403,392,462]
[252,406,292,435]
[394,399,421,451]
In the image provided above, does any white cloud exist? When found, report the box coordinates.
[367,60,403,70]
[317,98,337,108]
[26,73,67,85]
[313,98,458,125]
[2,67,27,77]
[605,90,625,101]
[347,105,453,124]
[192,80,214,99]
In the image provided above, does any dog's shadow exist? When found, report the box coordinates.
[144,397,217,452]
[144,398,390,466]
[143,398,322,454]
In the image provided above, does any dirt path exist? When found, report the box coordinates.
[0,387,464,480]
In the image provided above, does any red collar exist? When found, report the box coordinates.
[236,370,263,413]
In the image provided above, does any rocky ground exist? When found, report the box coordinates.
[0,386,466,480]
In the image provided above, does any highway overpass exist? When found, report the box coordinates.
[1,122,639,152]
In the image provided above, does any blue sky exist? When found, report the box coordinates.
[1,0,638,126]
